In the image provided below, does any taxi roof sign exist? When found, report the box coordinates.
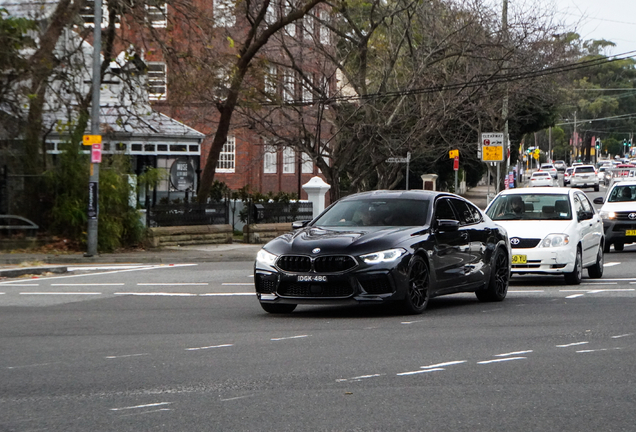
[83,135,102,146]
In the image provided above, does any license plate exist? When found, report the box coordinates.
[297,275,328,282]
[626,230,636,236]
[512,255,527,264]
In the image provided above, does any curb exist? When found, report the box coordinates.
[0,266,68,278]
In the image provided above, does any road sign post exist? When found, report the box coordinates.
[385,152,411,190]
[481,132,504,193]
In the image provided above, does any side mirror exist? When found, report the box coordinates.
[436,219,460,232]
[593,197,604,204]
[292,220,311,229]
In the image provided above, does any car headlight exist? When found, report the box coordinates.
[599,211,616,220]
[256,248,278,270]
[538,234,569,248]
[360,248,406,264]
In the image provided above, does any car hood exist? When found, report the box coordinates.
[600,202,636,212]
[494,220,574,239]
[263,225,426,256]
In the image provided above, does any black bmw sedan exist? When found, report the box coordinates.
[254,190,511,314]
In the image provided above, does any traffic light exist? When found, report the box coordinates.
[595,138,600,150]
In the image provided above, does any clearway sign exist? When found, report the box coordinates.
[481,132,504,162]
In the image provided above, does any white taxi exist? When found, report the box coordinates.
[486,187,605,284]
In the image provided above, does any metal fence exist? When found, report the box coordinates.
[146,202,230,227]
[251,201,313,224]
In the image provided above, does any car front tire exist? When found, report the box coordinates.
[260,303,297,314]
[401,256,430,314]
[587,244,604,278]
[476,247,509,302]
[564,246,582,285]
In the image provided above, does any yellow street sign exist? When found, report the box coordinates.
[482,146,503,162]
[83,135,102,146]
[533,152,540,160]
[449,149,459,159]
[534,148,540,155]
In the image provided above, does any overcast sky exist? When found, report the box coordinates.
[536,0,636,56]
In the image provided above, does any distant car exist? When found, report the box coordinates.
[530,171,554,187]
[593,181,636,252]
[598,166,610,186]
[540,163,558,179]
[570,165,599,191]
[254,190,511,314]
[571,162,583,169]
[554,160,567,172]
[564,167,574,186]
[486,187,605,284]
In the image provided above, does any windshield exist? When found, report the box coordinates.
[313,198,430,227]
[486,194,572,221]
[575,166,595,174]
[608,185,636,202]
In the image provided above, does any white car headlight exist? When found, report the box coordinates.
[256,249,278,269]
[360,248,406,264]
[539,234,570,248]
[599,211,616,220]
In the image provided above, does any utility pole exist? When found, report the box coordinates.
[501,0,509,189]
[85,0,102,257]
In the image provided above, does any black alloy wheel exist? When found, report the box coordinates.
[587,244,604,278]
[260,303,297,314]
[564,246,582,285]
[476,248,509,302]
[402,256,430,314]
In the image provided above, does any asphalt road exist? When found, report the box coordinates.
[2,181,635,431]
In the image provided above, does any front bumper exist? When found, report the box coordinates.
[602,219,636,245]
[254,265,409,305]
[510,246,576,274]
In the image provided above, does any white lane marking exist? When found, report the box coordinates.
[271,335,309,341]
[509,290,544,293]
[565,294,585,299]
[117,408,171,417]
[105,353,149,359]
[51,283,124,286]
[137,283,208,286]
[19,292,102,295]
[478,357,526,365]
[110,402,172,411]
[401,320,424,325]
[603,262,620,267]
[114,292,197,296]
[0,283,40,286]
[220,395,254,402]
[0,293,4,295]
[576,348,621,353]
[495,350,533,357]
[7,362,58,370]
[10,264,198,283]
[612,334,633,339]
[397,368,445,376]
[347,374,384,381]
[421,360,466,369]
[556,342,589,348]
[222,283,254,286]
[185,344,233,351]
[67,265,148,271]
[199,293,254,296]
[581,283,618,286]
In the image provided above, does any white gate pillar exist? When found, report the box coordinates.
[302,177,331,219]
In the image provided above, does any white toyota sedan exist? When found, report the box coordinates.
[485,187,605,284]
[529,171,555,187]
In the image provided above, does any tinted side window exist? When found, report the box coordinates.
[577,193,594,214]
[435,198,457,221]
[450,199,481,225]
[572,194,585,219]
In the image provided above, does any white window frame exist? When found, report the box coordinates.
[283,71,295,102]
[303,13,314,40]
[283,147,296,174]
[80,1,118,28]
[213,0,236,27]
[319,10,330,44]
[216,135,236,173]
[146,2,168,28]
[147,62,167,101]
[301,152,313,173]
[265,65,277,97]
[302,74,313,103]
[284,2,296,37]
[264,145,277,174]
